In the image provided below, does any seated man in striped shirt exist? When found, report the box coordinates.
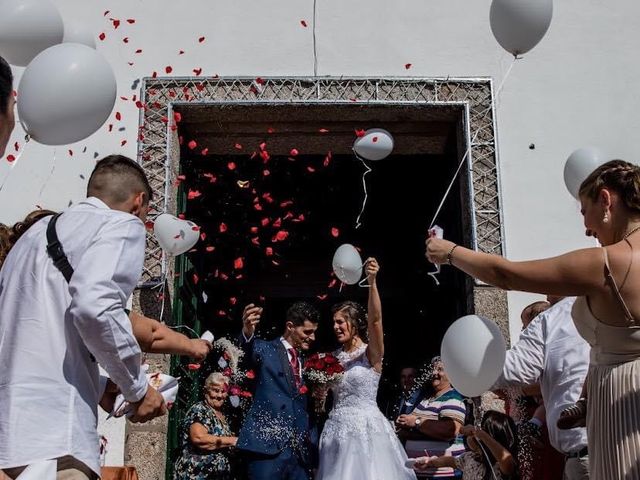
[396,357,466,459]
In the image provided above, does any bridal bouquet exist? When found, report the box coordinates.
[303,353,344,412]
[303,352,345,385]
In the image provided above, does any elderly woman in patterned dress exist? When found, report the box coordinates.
[174,373,238,480]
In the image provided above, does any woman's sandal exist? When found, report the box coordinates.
[557,398,587,430]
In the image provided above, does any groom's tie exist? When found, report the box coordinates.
[288,348,301,388]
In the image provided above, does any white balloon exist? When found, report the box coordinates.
[441,315,506,398]
[490,0,553,56]
[0,0,64,67]
[563,147,607,199]
[353,128,394,161]
[153,213,200,256]
[18,43,117,146]
[332,244,363,285]
[63,23,97,49]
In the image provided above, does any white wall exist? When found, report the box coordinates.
[1,0,636,456]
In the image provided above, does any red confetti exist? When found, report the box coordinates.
[250,226,259,234]
[205,246,215,252]
[254,203,263,211]
[261,218,270,227]
[174,112,182,123]
[198,36,206,43]
[193,67,202,76]
[230,297,238,305]
[165,66,173,74]
[135,100,144,109]
[144,221,154,230]
[372,136,378,143]
[218,310,227,317]
[103,10,110,16]
[234,143,243,150]
[318,128,329,133]
[112,19,120,29]
[99,32,106,41]
[307,166,315,173]
[300,20,308,27]
[255,77,265,85]
[405,63,412,70]
[263,169,270,176]
[299,385,308,394]
[259,142,267,151]
[273,230,289,242]
[6,155,15,163]
[13,141,19,151]
[187,189,201,200]
[115,112,121,121]
[251,237,260,246]
[331,227,339,238]
[120,96,129,101]
[227,162,236,170]
[290,148,299,156]
[126,18,136,24]
[317,294,328,301]
[122,37,129,43]
[267,127,276,134]
[192,273,199,284]
[201,148,209,156]
[135,49,142,54]
[355,129,366,137]
[328,279,338,288]
[272,218,282,228]
[245,370,255,379]
[259,150,270,162]
[234,257,244,270]
[265,247,273,256]
[188,140,197,150]
[68,149,73,156]
[324,151,332,167]
[219,223,228,233]
[187,363,201,371]
[120,140,127,146]
[199,233,206,241]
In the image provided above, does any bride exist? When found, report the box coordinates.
[316,257,417,480]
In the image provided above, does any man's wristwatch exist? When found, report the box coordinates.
[413,417,422,431]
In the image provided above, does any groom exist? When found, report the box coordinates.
[238,301,320,480]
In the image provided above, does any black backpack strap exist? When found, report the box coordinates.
[46,213,74,283]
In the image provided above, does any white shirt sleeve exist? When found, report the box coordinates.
[493,314,545,389]
[68,216,148,402]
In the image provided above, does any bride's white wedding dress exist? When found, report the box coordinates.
[317,344,417,480]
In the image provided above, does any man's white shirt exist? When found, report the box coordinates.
[494,297,589,454]
[0,197,148,474]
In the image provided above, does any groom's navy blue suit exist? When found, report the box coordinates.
[237,336,318,480]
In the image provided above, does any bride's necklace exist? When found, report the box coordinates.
[624,224,640,240]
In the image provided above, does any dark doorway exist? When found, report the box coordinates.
[165,103,473,473]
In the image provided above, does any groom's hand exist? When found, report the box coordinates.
[242,303,263,338]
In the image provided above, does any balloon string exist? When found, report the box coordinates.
[37,148,57,201]
[353,151,372,229]
[428,129,480,230]
[0,136,30,194]
[427,58,518,230]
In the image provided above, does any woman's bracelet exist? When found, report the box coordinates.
[447,244,459,265]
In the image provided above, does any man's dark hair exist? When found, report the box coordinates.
[87,154,153,204]
[286,301,320,327]
[0,56,13,116]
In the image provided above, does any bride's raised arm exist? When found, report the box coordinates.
[365,257,384,372]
